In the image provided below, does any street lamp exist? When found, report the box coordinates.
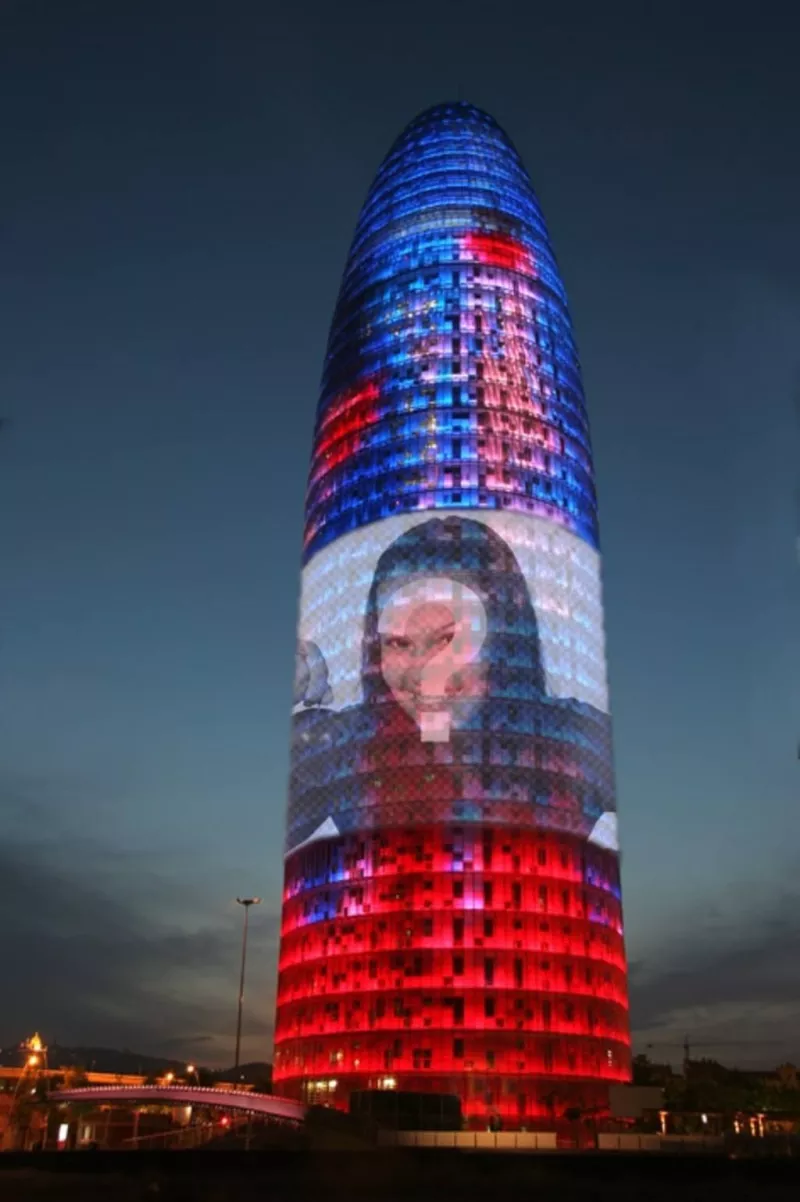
[234,897,262,1071]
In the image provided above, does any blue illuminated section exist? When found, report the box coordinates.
[304,103,598,565]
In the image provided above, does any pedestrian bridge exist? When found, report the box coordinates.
[50,1084,305,1123]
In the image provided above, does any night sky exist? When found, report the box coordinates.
[1,1,798,1070]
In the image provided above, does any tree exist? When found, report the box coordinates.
[632,1054,655,1085]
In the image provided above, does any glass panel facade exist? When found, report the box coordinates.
[274,102,630,1126]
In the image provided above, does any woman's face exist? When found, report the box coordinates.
[377,576,488,741]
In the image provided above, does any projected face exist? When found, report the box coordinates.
[377,577,488,742]
[287,511,617,855]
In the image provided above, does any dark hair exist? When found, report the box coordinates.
[361,515,545,704]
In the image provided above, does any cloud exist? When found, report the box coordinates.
[7,770,796,1075]
[630,882,800,1066]
[0,830,279,1066]
[159,1034,215,1048]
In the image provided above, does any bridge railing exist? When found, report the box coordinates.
[48,1084,306,1124]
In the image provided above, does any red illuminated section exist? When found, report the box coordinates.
[461,231,534,274]
[312,380,381,475]
[273,825,631,1126]
[304,379,381,551]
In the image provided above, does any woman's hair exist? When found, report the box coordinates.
[361,515,545,705]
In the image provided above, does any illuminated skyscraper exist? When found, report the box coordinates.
[273,102,630,1126]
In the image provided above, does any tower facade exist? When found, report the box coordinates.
[274,103,630,1126]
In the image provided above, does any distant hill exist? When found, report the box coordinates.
[215,1062,273,1087]
[0,1043,272,1087]
[0,1044,188,1075]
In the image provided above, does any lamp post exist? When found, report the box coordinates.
[234,897,261,1071]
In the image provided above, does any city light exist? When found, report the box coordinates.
[306,1079,338,1095]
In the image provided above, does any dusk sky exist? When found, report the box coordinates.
[1,1,798,1069]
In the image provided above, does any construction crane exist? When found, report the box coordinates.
[644,1037,782,1075]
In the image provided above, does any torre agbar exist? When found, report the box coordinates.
[273,102,631,1125]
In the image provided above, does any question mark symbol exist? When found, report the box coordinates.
[379,578,488,743]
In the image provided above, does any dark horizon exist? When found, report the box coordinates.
[1,1,798,1069]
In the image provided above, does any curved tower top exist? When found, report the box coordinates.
[305,101,597,564]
